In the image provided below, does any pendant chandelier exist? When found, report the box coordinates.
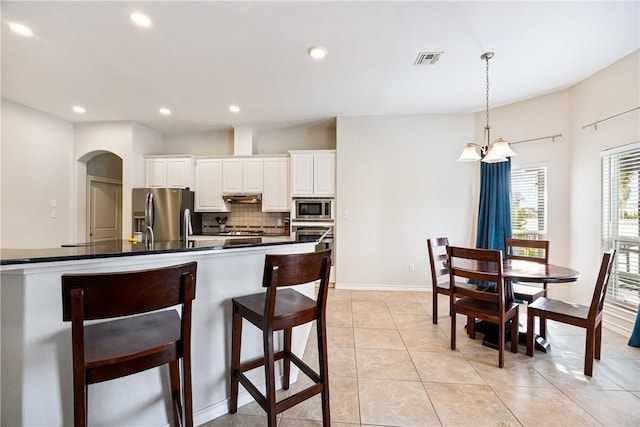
[458,52,517,163]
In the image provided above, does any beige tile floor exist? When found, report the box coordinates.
[203,289,640,427]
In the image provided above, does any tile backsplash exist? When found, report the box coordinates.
[201,205,289,233]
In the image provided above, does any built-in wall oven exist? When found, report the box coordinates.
[293,198,333,221]
[295,226,334,263]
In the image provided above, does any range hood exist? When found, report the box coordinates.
[223,194,262,204]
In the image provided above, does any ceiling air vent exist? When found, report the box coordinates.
[414,52,444,66]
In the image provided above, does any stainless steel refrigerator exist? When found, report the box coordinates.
[132,188,196,242]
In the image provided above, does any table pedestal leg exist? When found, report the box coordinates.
[476,320,551,353]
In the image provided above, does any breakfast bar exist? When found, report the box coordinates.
[1,238,316,426]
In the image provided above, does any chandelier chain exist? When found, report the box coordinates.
[485,54,490,130]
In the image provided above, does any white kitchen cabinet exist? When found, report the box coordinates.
[313,152,335,196]
[146,159,166,187]
[222,158,263,193]
[290,150,335,197]
[145,157,193,188]
[194,159,229,212]
[262,157,290,212]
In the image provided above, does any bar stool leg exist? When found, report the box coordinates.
[72,370,87,426]
[229,306,242,413]
[169,360,181,426]
[282,328,292,390]
[317,317,331,427]
[183,357,194,427]
[263,328,277,427]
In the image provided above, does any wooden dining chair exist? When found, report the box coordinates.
[527,250,615,376]
[230,250,332,427]
[427,237,454,324]
[427,238,476,329]
[61,262,197,427]
[505,238,549,336]
[448,246,519,368]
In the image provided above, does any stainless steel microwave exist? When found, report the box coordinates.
[294,198,333,220]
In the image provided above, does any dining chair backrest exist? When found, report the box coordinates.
[427,237,450,287]
[505,238,549,263]
[447,246,508,307]
[589,249,616,320]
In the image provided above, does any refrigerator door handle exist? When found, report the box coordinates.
[145,192,154,228]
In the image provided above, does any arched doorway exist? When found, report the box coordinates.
[85,152,123,243]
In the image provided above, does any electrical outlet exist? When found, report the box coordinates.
[409,263,415,272]
[51,210,57,219]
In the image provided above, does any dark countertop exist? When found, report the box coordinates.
[1,237,298,266]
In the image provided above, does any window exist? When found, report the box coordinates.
[511,165,547,246]
[602,143,640,309]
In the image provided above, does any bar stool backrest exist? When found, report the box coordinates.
[262,249,332,320]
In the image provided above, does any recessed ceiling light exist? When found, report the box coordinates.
[229,105,240,113]
[9,22,33,36]
[159,108,171,115]
[72,106,86,114]
[308,46,328,60]
[130,12,151,27]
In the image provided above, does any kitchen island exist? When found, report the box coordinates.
[1,237,316,426]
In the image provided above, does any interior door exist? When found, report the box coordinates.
[89,179,122,243]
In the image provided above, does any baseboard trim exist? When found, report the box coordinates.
[334,282,430,292]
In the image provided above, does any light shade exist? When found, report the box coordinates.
[482,145,509,163]
[457,144,481,162]
[489,138,517,158]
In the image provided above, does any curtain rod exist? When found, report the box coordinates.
[582,106,640,130]
[510,134,562,145]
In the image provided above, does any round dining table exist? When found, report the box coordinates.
[503,259,581,284]
[477,259,581,352]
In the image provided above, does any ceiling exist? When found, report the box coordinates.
[2,1,638,134]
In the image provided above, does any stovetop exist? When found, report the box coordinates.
[219,230,265,236]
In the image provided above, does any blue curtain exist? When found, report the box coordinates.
[629,304,640,347]
[476,158,512,256]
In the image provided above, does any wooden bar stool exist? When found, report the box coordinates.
[230,250,332,427]
[61,262,197,427]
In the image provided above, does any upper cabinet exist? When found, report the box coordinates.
[194,158,229,212]
[290,150,335,197]
[145,156,193,188]
[262,157,290,212]
[222,158,264,193]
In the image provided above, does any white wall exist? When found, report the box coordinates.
[1,100,74,248]
[74,122,131,241]
[162,130,232,155]
[568,50,640,333]
[255,128,336,154]
[335,114,476,289]
[132,122,163,187]
[73,121,163,240]
[160,127,336,156]
[568,50,640,299]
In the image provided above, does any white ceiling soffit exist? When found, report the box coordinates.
[1,1,638,133]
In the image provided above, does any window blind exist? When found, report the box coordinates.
[511,165,547,244]
[602,144,640,308]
